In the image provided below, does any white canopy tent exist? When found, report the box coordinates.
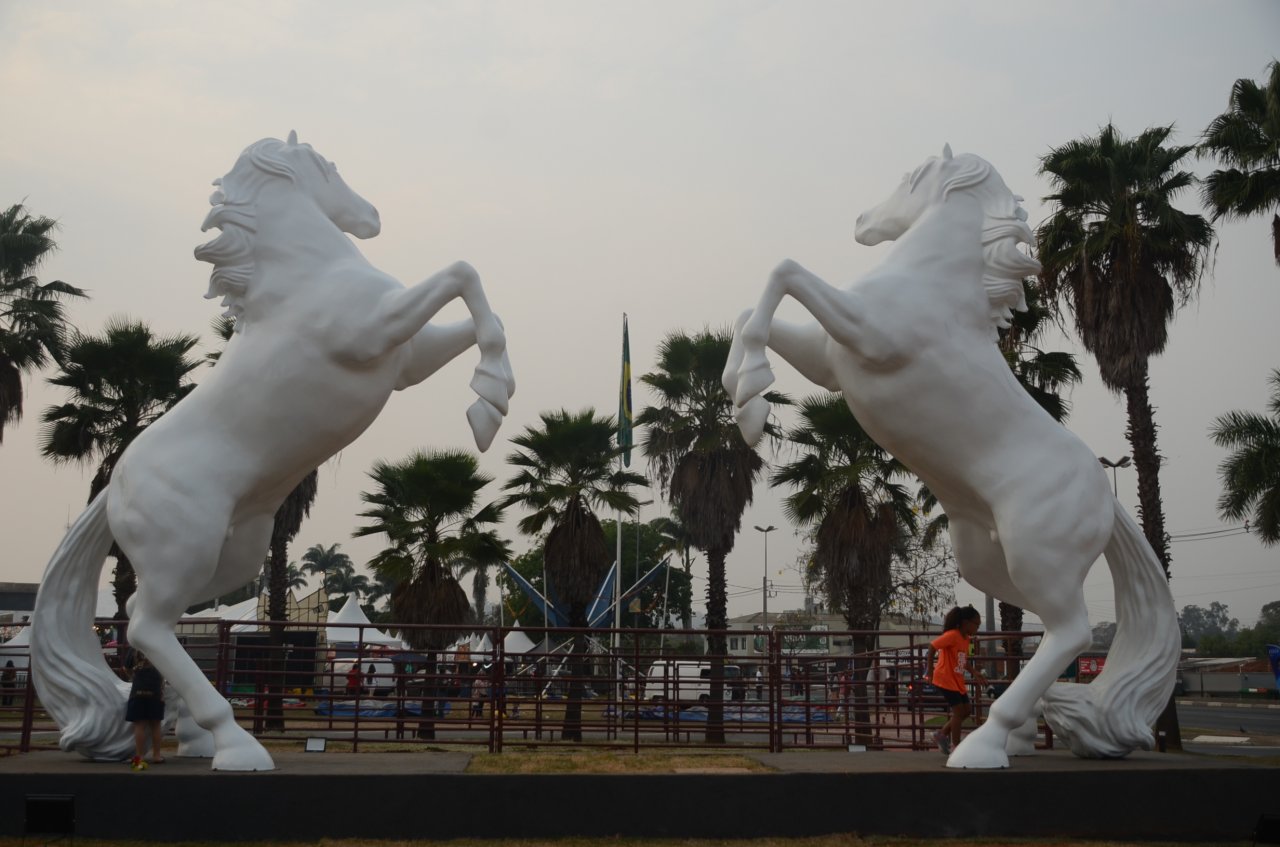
[0,624,30,670]
[503,622,537,655]
[326,595,404,648]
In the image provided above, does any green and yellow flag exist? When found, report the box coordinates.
[618,314,633,466]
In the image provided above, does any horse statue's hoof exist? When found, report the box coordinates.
[735,395,769,446]
[211,738,276,772]
[946,726,1010,769]
[470,361,511,416]
[467,397,503,452]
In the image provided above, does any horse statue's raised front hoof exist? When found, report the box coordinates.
[946,723,1010,769]
[467,397,504,452]
[734,395,770,446]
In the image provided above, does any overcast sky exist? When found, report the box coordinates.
[1,1,1277,628]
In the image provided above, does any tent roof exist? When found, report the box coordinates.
[503,623,536,654]
[327,596,402,646]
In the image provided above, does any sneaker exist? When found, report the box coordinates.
[130,756,148,772]
[933,730,952,755]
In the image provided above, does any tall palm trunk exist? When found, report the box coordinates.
[561,602,589,742]
[1121,373,1182,750]
[704,548,728,744]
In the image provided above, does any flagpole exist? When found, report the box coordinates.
[614,313,631,706]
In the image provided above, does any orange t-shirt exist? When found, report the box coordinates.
[931,629,971,693]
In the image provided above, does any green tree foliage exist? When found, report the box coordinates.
[1199,60,1280,266]
[1179,602,1241,647]
[356,449,508,652]
[40,317,200,617]
[601,518,694,635]
[1037,123,1214,576]
[0,203,87,443]
[1210,369,1280,544]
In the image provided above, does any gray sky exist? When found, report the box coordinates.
[1,1,1277,627]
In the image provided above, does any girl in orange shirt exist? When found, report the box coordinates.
[925,605,985,754]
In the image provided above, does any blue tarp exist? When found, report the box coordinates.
[314,700,432,718]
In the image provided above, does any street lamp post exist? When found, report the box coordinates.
[753,525,776,634]
[1098,455,1132,497]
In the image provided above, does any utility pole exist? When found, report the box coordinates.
[754,525,776,634]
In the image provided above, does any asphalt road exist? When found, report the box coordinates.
[1176,700,1280,736]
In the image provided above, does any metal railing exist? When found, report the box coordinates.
[0,620,1050,755]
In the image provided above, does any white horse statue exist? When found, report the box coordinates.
[724,145,1179,768]
[31,132,516,770]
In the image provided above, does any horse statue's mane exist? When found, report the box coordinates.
[913,152,1042,338]
[194,134,331,331]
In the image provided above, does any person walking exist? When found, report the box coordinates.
[125,651,166,770]
[1,661,17,707]
[925,605,986,754]
[346,661,362,696]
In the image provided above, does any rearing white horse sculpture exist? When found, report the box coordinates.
[724,145,1178,768]
[32,133,516,770]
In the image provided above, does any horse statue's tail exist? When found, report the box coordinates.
[1040,498,1180,757]
[30,490,133,760]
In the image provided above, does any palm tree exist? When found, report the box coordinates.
[1211,369,1280,545]
[0,203,87,443]
[357,448,510,738]
[1199,60,1280,266]
[300,543,363,609]
[772,393,917,743]
[501,409,645,741]
[1037,123,1214,750]
[40,317,200,618]
[1037,123,1214,578]
[650,514,697,628]
[284,561,308,592]
[636,328,784,742]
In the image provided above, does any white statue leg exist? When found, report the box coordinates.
[946,524,1096,769]
[395,319,478,389]
[357,262,514,451]
[948,518,1037,758]
[766,318,840,393]
[731,261,867,443]
[125,515,274,771]
[168,514,273,759]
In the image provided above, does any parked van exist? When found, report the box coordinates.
[644,660,746,703]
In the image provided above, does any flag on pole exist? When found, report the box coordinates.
[618,314,633,466]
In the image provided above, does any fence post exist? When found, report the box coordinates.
[19,666,36,753]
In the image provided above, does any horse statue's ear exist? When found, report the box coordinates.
[287,130,298,146]
[942,143,953,160]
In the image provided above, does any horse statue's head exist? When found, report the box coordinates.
[855,144,1042,336]
[194,131,381,329]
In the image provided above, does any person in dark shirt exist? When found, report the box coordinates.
[126,651,166,769]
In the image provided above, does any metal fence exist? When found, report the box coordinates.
[0,619,1050,756]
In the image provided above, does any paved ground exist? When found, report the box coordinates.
[1,744,1266,776]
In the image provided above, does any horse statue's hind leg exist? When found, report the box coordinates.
[946,518,1039,756]
[121,505,275,771]
[945,512,1103,768]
